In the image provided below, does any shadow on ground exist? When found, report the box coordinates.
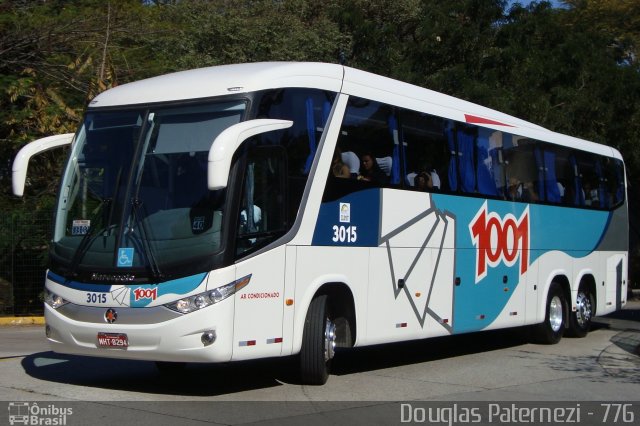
[22,327,531,397]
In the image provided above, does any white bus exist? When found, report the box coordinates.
[13,62,628,384]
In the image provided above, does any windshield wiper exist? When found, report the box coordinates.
[128,198,163,280]
[67,198,113,278]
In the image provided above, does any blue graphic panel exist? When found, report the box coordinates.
[432,194,611,333]
[129,273,207,307]
[312,189,381,247]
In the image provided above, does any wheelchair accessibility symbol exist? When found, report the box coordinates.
[117,248,134,267]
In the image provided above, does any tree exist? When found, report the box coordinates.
[0,0,639,306]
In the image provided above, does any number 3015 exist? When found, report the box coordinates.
[86,292,107,303]
[332,225,357,243]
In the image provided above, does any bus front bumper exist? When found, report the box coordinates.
[43,300,234,363]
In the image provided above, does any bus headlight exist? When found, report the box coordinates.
[164,274,251,314]
[44,288,68,309]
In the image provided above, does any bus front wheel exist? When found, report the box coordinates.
[299,295,336,385]
[533,283,566,344]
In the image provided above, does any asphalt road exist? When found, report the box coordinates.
[1,301,639,425]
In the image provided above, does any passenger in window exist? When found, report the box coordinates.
[523,182,539,202]
[331,148,350,179]
[506,178,522,201]
[557,181,565,202]
[240,204,262,235]
[415,171,433,191]
[506,178,538,202]
[340,150,360,178]
[584,180,599,207]
[357,152,388,185]
[430,169,441,190]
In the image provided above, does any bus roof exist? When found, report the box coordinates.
[89,62,622,161]
[89,62,344,108]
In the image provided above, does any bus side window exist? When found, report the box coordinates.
[254,87,336,229]
[503,137,539,203]
[577,152,601,208]
[323,97,396,201]
[548,146,571,205]
[606,158,625,208]
[400,109,448,192]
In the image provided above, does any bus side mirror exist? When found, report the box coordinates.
[12,133,75,197]
[208,119,293,190]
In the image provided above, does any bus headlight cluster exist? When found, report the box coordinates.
[44,288,69,309]
[165,274,251,314]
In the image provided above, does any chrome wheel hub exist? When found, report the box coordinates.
[549,295,563,332]
[324,318,337,362]
[575,291,592,328]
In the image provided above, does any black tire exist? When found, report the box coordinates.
[533,283,566,344]
[566,286,594,338]
[299,295,335,385]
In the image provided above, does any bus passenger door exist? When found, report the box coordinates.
[232,146,288,360]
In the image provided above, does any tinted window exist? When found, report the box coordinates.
[401,109,448,192]
[323,97,397,201]
[253,88,335,225]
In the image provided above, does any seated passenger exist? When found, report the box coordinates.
[506,177,522,201]
[507,178,538,202]
[415,171,433,191]
[357,152,388,184]
[430,169,441,190]
[240,204,262,233]
[584,181,599,207]
[523,182,539,202]
[340,150,360,178]
[331,148,350,179]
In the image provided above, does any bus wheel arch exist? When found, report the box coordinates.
[567,275,596,338]
[315,282,357,348]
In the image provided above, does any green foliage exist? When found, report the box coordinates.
[0,0,639,287]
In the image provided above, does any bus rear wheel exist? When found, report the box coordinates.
[567,287,594,338]
[299,295,336,385]
[533,283,566,344]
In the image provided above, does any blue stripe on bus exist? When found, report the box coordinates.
[47,271,110,292]
[47,271,208,307]
[129,273,207,307]
[431,194,611,333]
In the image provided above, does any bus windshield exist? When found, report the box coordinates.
[52,100,246,279]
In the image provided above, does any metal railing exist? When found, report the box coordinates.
[0,213,51,316]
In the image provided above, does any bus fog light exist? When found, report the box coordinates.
[201,330,216,346]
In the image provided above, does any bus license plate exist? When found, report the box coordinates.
[97,332,128,349]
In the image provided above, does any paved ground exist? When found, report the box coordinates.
[0,301,638,425]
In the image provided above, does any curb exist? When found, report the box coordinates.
[0,316,45,326]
